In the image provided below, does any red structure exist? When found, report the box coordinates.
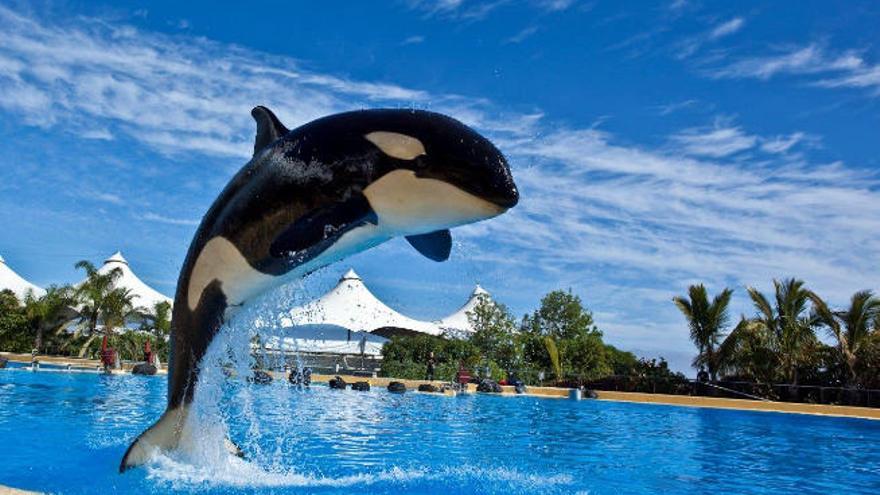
[455,363,471,386]
[100,335,116,368]
[143,340,153,365]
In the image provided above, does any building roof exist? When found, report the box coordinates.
[78,251,172,310]
[434,285,491,336]
[263,325,388,356]
[281,269,444,336]
[0,254,46,300]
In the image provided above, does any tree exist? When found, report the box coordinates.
[100,287,138,336]
[72,260,125,357]
[0,289,29,352]
[672,284,733,381]
[544,336,562,382]
[809,290,880,385]
[141,301,172,339]
[747,278,817,385]
[467,295,520,371]
[137,300,172,362]
[717,316,777,383]
[521,290,598,340]
[23,285,77,353]
[521,289,608,381]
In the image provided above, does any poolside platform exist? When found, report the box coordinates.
[0,352,168,375]
[594,390,880,421]
[300,372,573,399]
[301,373,880,419]
[0,485,41,495]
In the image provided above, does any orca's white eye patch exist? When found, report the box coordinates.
[365,131,426,160]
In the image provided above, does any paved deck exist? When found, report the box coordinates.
[0,352,167,375]
[0,485,41,494]
[595,390,880,420]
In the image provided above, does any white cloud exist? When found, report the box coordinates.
[708,17,744,40]
[706,44,880,94]
[0,5,440,158]
[405,0,574,20]
[504,26,539,44]
[669,124,757,157]
[536,0,575,11]
[759,132,806,154]
[90,192,124,205]
[655,99,699,115]
[142,212,200,226]
[401,35,425,45]
[676,17,745,59]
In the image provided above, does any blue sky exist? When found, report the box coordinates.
[1,0,879,372]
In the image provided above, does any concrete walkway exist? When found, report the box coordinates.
[0,485,41,494]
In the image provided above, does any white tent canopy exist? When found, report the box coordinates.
[282,269,444,336]
[263,325,388,356]
[0,254,46,300]
[78,252,172,310]
[434,285,490,336]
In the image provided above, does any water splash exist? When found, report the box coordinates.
[136,275,575,493]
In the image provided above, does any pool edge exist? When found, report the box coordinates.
[594,390,880,421]
[0,484,42,495]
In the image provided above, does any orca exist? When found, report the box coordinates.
[119,106,518,471]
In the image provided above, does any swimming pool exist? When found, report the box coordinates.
[2,367,878,494]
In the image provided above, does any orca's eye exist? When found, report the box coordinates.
[412,155,429,170]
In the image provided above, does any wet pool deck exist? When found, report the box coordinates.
[3,352,878,420]
[0,485,41,494]
[0,352,168,374]
[595,390,880,421]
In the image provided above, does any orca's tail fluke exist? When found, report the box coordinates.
[119,407,187,472]
[119,406,243,473]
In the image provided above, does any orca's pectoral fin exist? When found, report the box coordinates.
[251,106,289,157]
[119,407,186,472]
[226,437,245,458]
[406,229,452,262]
[270,193,377,258]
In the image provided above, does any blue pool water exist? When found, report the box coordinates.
[1,366,879,494]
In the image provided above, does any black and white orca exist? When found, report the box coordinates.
[119,106,518,471]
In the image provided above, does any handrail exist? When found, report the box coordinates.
[695,381,770,402]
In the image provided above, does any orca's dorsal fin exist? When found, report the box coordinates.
[251,106,289,157]
[406,229,452,262]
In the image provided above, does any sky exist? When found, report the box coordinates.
[1,0,879,373]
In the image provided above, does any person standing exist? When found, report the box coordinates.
[425,352,436,381]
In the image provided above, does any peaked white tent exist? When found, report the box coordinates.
[281,269,443,336]
[78,252,172,310]
[0,254,46,300]
[264,326,388,357]
[434,285,491,336]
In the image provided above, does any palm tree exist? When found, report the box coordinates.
[673,284,733,381]
[22,286,77,353]
[71,260,123,357]
[747,278,816,385]
[809,290,880,385]
[140,301,171,340]
[717,316,777,383]
[100,287,138,336]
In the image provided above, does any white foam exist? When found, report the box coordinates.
[145,456,573,490]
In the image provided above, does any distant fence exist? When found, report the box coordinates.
[584,375,880,409]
